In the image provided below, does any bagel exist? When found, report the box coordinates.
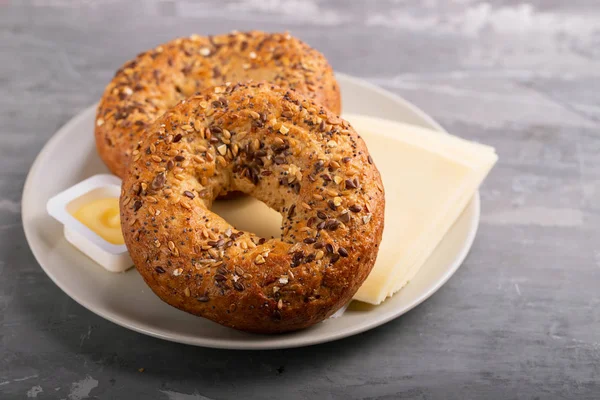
[96,31,341,178]
[120,82,384,333]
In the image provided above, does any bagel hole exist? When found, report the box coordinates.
[211,196,282,240]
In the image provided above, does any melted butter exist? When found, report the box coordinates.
[72,197,125,245]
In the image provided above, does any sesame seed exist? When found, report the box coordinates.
[146,196,158,203]
[151,155,162,163]
[254,254,266,265]
[184,287,191,297]
[217,155,227,167]
[217,144,227,156]
[200,47,211,56]
[315,250,324,260]
[279,125,289,134]
[277,299,283,310]
[96,118,104,127]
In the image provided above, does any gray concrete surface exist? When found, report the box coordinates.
[2,0,600,398]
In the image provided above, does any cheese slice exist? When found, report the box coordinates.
[210,114,497,307]
[345,114,497,304]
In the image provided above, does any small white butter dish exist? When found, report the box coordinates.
[46,174,133,273]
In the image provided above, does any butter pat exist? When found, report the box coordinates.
[345,114,497,305]
[72,197,125,245]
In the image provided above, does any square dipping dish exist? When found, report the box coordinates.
[46,174,132,272]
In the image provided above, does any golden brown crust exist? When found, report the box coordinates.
[96,31,341,178]
[120,82,383,333]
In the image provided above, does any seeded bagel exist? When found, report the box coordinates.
[120,82,383,333]
[96,31,341,178]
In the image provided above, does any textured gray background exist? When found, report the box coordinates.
[2,0,600,399]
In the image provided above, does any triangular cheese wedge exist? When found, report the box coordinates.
[345,114,497,304]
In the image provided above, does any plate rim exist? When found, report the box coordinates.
[22,73,480,349]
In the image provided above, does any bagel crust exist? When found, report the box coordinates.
[96,31,341,178]
[120,83,384,333]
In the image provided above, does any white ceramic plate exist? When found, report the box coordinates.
[22,74,480,349]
